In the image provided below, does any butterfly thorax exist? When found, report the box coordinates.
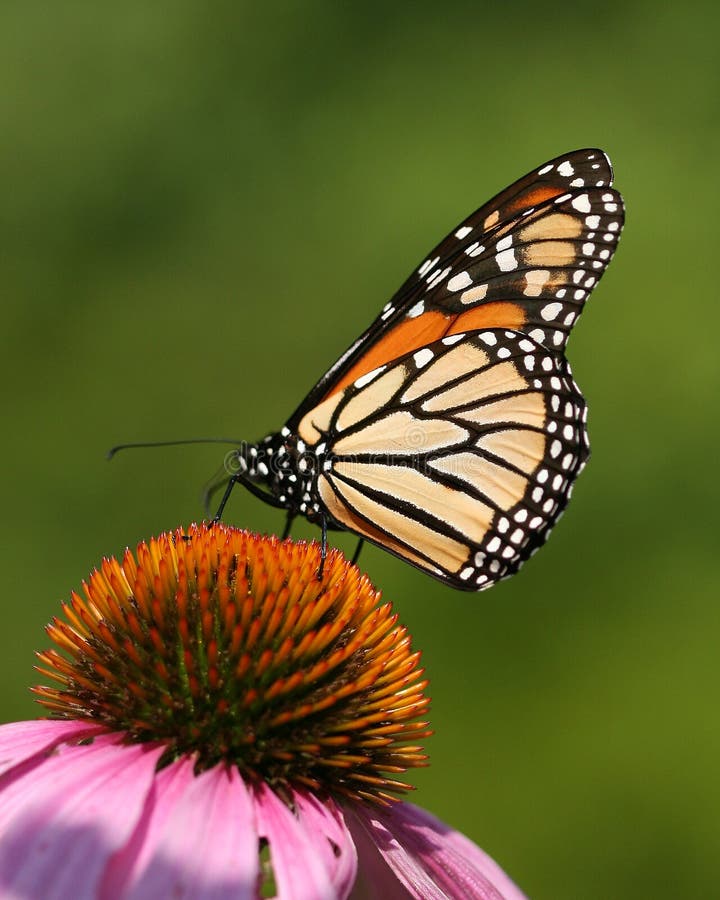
[234,429,327,521]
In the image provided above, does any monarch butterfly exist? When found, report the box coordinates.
[215,149,624,590]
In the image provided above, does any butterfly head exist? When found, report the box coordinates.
[230,429,326,521]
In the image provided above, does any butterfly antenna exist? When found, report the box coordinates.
[107,437,243,461]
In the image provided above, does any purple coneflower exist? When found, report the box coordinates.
[0,524,526,899]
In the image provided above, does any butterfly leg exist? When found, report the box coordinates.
[351,539,365,566]
[281,512,295,540]
[316,513,328,580]
[211,475,240,522]
[211,470,287,523]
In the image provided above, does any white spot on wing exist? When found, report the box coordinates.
[418,256,439,277]
[426,266,451,289]
[541,302,562,321]
[571,194,591,213]
[496,248,517,272]
[355,365,386,389]
[455,226,472,239]
[447,271,473,292]
[413,348,434,368]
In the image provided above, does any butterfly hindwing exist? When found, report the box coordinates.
[296,329,588,590]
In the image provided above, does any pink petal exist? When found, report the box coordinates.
[0,732,164,899]
[293,790,358,896]
[411,805,527,900]
[0,719,106,777]
[101,758,260,900]
[255,781,346,899]
[345,805,448,900]
[347,801,527,900]
[344,805,414,900]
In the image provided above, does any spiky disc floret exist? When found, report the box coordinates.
[34,524,430,804]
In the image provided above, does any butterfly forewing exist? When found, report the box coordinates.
[412,186,624,351]
[300,329,588,590]
[287,149,622,426]
[388,147,616,311]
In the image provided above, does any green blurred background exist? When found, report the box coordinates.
[1,2,718,897]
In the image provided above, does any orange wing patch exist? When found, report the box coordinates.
[326,311,447,398]
[325,302,527,401]
[446,302,525,336]
[507,184,568,212]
